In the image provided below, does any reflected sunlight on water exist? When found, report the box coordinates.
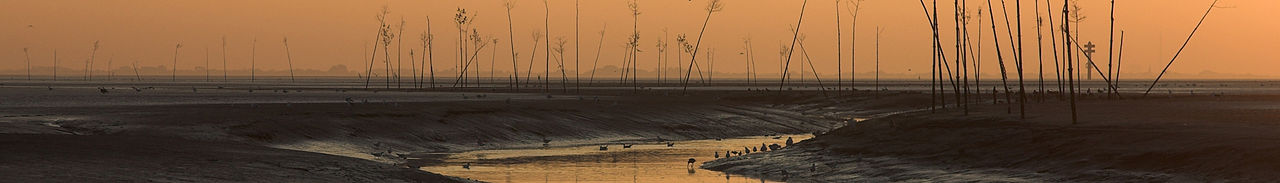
[420,135,812,183]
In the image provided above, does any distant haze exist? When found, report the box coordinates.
[2,0,1276,79]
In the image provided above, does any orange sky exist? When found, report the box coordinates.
[2,0,1276,79]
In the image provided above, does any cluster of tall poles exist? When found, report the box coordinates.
[16,34,299,84]
[914,0,1219,124]
[15,0,1218,105]
[356,0,726,95]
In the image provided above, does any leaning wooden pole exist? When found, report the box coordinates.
[797,39,830,98]
[1143,0,1218,97]
[283,37,296,82]
[918,0,935,112]
[1066,35,1122,97]
[683,0,725,94]
[1116,31,1125,94]
[934,0,949,108]
[587,25,606,86]
[774,0,806,94]
[997,0,1015,113]
[986,0,1012,111]
[1045,0,1063,101]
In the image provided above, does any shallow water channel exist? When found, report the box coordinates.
[419,135,812,183]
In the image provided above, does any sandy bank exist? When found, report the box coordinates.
[704,93,1280,182]
[0,134,471,183]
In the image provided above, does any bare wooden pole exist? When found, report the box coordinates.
[961,0,971,114]
[952,0,962,113]
[365,6,389,89]
[396,18,405,88]
[24,48,31,80]
[1016,0,1027,119]
[545,0,552,93]
[504,1,518,90]
[555,38,569,93]
[919,0,935,111]
[847,0,865,93]
[936,0,944,108]
[1107,0,1115,98]
[107,55,113,81]
[975,8,984,102]
[876,26,884,97]
[205,46,210,82]
[836,0,842,95]
[221,36,228,82]
[575,0,581,93]
[997,0,1015,113]
[87,41,99,81]
[53,50,57,81]
[926,0,960,108]
[1045,0,1063,101]
[954,0,963,112]
[283,37,296,82]
[1065,35,1122,97]
[427,16,437,89]
[132,59,141,81]
[172,43,182,82]
[1116,31,1125,94]
[382,28,393,88]
[683,0,725,94]
[986,0,1012,110]
[1144,0,1218,97]
[797,39,830,97]
[410,44,418,88]
[1036,14,1046,102]
[587,25,606,86]
[452,42,490,87]
[630,0,639,92]
[1064,0,1077,124]
[525,31,541,87]
[931,0,937,111]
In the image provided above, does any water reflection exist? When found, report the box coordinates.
[419,135,809,183]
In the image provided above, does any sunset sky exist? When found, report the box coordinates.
[2,0,1276,79]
